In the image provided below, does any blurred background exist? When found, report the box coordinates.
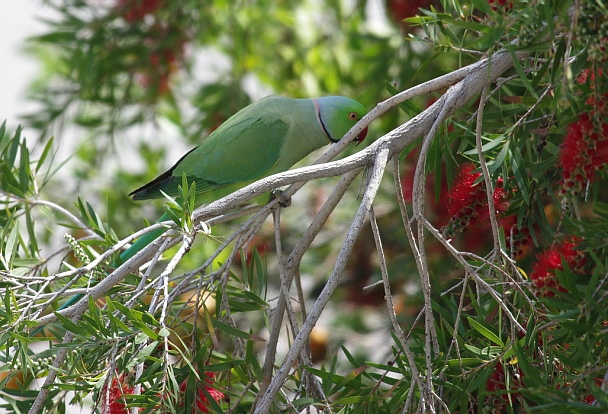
[0,2,45,123]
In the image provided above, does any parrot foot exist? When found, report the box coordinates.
[270,189,291,208]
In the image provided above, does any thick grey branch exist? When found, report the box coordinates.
[255,144,391,413]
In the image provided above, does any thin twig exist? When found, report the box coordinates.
[369,204,427,408]
[475,85,502,253]
[421,217,525,333]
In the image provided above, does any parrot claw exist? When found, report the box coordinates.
[270,189,291,208]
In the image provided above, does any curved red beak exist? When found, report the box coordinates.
[355,126,368,145]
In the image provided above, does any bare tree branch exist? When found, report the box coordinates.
[256,143,391,413]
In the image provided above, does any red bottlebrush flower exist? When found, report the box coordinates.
[446,164,485,225]
[243,234,271,268]
[442,164,514,239]
[484,362,523,411]
[529,237,587,297]
[135,29,187,98]
[197,372,224,413]
[500,214,536,258]
[117,0,164,23]
[583,377,604,404]
[137,72,171,95]
[559,113,599,197]
[387,0,432,28]
[559,69,608,198]
[488,0,514,12]
[179,372,224,413]
[576,68,604,85]
[101,375,134,414]
[492,178,510,213]
[442,164,532,257]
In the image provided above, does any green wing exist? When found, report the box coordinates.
[131,109,290,200]
[176,115,288,185]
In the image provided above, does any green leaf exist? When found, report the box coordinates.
[291,397,317,407]
[487,139,510,175]
[7,128,20,166]
[127,341,160,369]
[83,297,107,337]
[2,221,19,270]
[253,248,267,298]
[509,49,539,100]
[464,343,499,358]
[513,343,542,384]
[225,288,267,313]
[385,82,423,116]
[445,358,486,368]
[510,147,529,203]
[24,205,39,256]
[18,135,30,194]
[111,301,159,340]
[35,135,53,172]
[323,353,338,395]
[468,317,504,347]
[53,312,84,335]
[330,365,368,396]
[462,134,506,156]
[211,319,253,340]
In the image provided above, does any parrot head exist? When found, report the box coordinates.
[315,96,368,145]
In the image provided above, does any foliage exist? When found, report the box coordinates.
[1,0,608,413]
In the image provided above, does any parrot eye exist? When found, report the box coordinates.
[348,112,358,120]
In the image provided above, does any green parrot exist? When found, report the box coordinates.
[33,96,366,332]
[117,95,368,263]
[129,95,367,200]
